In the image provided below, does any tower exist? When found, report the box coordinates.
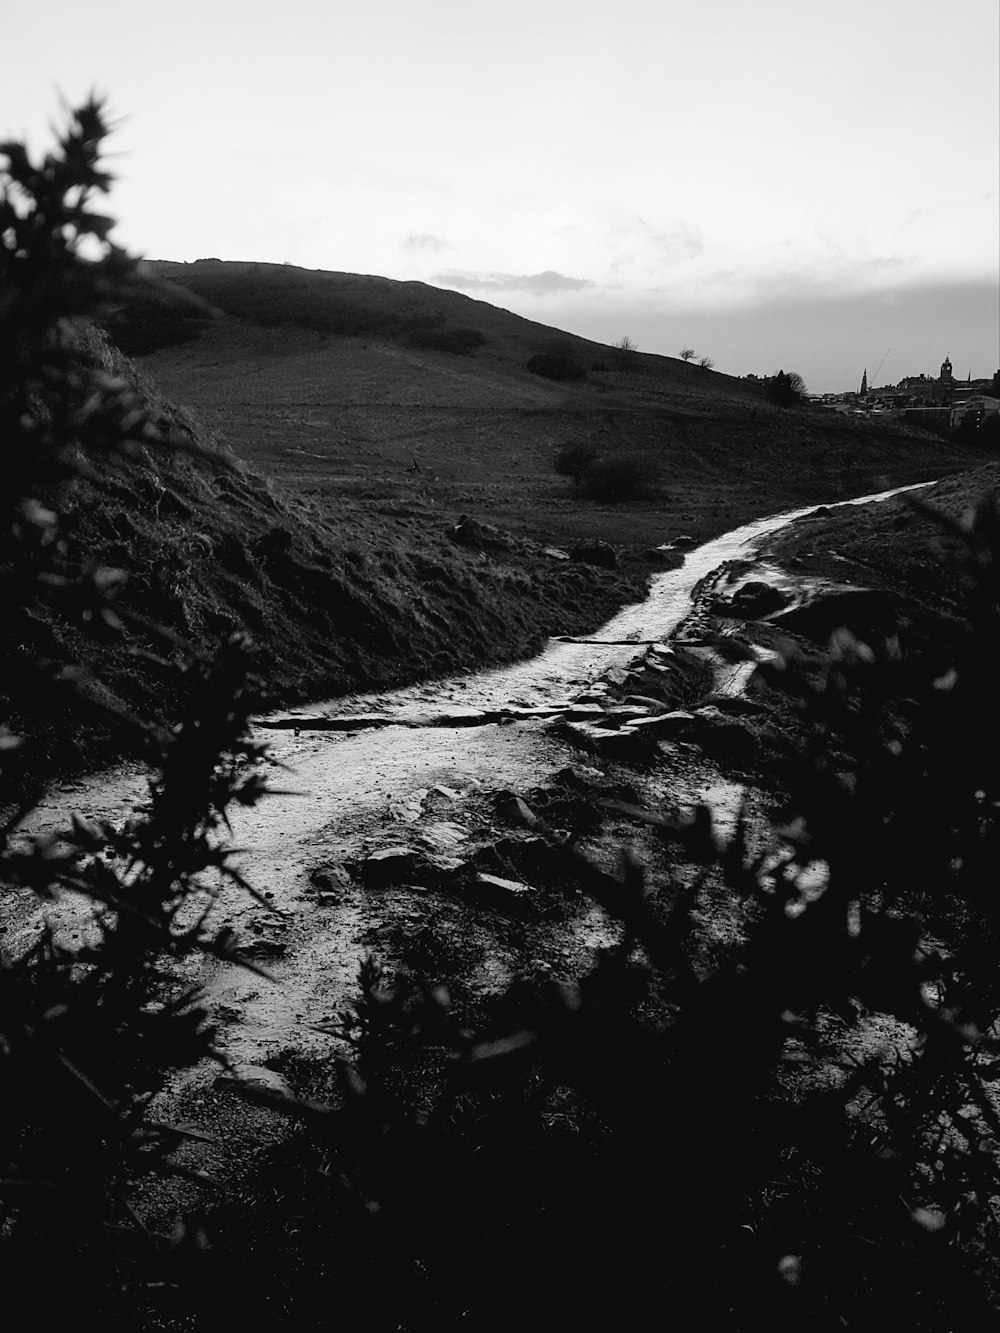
[940,356,953,382]
[860,367,868,397]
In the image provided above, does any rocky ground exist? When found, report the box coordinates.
[5,466,996,1327]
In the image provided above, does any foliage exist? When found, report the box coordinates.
[526,349,587,382]
[231,492,996,1332]
[1,101,272,1304]
[574,451,660,501]
[554,441,659,501]
[614,333,638,371]
[3,99,998,1331]
[406,324,485,355]
[680,346,696,361]
[552,440,598,479]
[765,369,808,406]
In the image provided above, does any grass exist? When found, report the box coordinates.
[9,257,982,781]
[125,261,987,557]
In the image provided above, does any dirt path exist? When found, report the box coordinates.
[3,481,931,1113]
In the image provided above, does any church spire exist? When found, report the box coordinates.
[860,367,868,397]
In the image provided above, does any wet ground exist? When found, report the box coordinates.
[1,481,932,1213]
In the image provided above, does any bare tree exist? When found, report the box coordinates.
[698,355,714,370]
[615,335,638,372]
[680,347,696,362]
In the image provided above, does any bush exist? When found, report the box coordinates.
[247,494,997,1333]
[765,369,807,406]
[553,440,598,479]
[407,325,486,355]
[527,351,586,382]
[576,452,659,501]
[5,98,998,1333]
[1,100,272,1308]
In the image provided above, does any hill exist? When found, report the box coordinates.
[7,254,990,782]
[2,322,647,782]
[115,260,987,555]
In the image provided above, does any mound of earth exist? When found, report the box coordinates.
[2,326,649,782]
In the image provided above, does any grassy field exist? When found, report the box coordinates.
[128,260,986,553]
[10,260,986,782]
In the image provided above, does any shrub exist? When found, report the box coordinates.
[553,440,598,479]
[575,452,659,501]
[765,369,807,406]
[407,325,486,355]
[1,101,272,1307]
[527,351,586,382]
[255,492,998,1333]
[614,334,638,371]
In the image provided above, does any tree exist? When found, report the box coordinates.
[698,355,714,370]
[764,368,807,406]
[614,334,638,371]
[680,347,696,362]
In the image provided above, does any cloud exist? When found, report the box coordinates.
[643,219,704,260]
[432,268,595,296]
[542,276,999,395]
[401,232,453,254]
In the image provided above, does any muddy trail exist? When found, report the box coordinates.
[2,481,930,1192]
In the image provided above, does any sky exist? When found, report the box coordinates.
[4,0,998,392]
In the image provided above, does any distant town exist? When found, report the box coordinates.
[814,357,998,432]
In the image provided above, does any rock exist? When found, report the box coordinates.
[671,534,697,549]
[240,937,288,960]
[701,693,771,715]
[603,705,654,722]
[542,546,571,560]
[430,708,490,728]
[448,514,511,550]
[502,705,568,720]
[474,833,556,880]
[496,793,537,826]
[569,539,618,569]
[557,719,653,760]
[360,846,424,886]
[308,865,350,892]
[554,764,607,788]
[423,853,467,885]
[561,701,610,720]
[721,581,791,619]
[638,547,683,567]
[216,1064,292,1099]
[768,588,888,644]
[596,728,656,761]
[419,821,469,852]
[261,712,397,731]
[693,705,727,724]
[471,873,533,909]
[622,709,698,737]
[388,788,429,822]
[623,694,670,714]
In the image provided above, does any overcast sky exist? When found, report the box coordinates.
[5,0,998,392]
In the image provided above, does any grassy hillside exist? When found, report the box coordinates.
[8,255,989,782]
[4,324,650,780]
[115,261,988,555]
